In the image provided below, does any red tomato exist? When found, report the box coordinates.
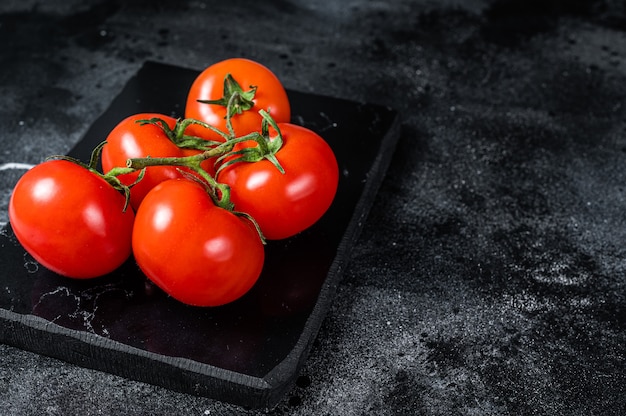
[132,178,265,307]
[185,58,291,141]
[101,113,215,210]
[8,160,135,278]
[217,123,339,240]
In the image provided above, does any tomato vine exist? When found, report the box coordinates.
[9,58,339,307]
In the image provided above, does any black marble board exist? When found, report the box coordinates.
[0,61,400,409]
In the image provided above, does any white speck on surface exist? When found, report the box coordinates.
[0,163,34,171]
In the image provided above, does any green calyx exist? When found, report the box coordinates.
[197,73,257,119]
[215,109,285,176]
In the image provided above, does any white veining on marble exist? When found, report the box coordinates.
[0,162,35,171]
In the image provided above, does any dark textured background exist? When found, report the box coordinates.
[1,0,625,415]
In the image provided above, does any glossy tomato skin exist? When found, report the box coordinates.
[8,160,135,278]
[101,113,214,210]
[132,178,265,307]
[185,58,291,140]
[217,123,339,240]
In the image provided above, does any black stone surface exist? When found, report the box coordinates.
[0,0,625,415]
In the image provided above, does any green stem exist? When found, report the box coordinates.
[174,117,231,143]
[123,149,233,210]
[224,91,239,137]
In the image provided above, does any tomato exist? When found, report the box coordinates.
[185,58,291,141]
[132,178,265,307]
[101,113,215,210]
[8,160,135,278]
[217,123,339,240]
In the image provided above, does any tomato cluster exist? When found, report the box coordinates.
[8,58,339,307]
